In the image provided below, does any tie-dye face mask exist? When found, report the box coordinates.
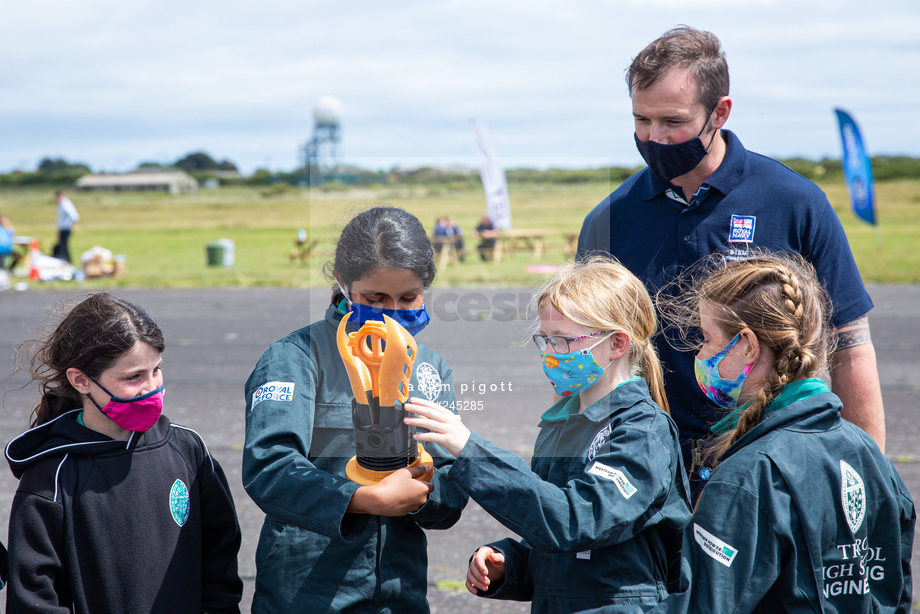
[694,333,754,409]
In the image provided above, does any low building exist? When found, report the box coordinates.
[75,170,199,195]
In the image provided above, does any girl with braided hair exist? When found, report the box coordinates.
[651,252,914,613]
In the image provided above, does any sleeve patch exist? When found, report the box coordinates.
[587,461,637,499]
[251,381,295,410]
[693,523,738,567]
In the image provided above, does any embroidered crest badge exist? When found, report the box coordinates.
[169,479,191,527]
[728,215,756,243]
[840,460,866,533]
[587,423,613,461]
[415,362,442,401]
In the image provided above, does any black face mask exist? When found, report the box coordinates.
[634,113,718,182]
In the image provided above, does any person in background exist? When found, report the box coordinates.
[242,205,468,613]
[433,216,449,237]
[473,213,498,261]
[647,252,913,612]
[576,26,884,501]
[433,216,451,259]
[432,216,466,264]
[0,213,16,270]
[405,256,691,612]
[53,189,80,263]
[444,216,466,262]
[5,292,243,613]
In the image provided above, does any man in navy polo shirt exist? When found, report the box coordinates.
[577,26,884,500]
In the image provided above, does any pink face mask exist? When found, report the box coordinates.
[88,377,165,432]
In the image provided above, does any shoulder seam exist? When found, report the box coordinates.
[53,454,69,503]
[169,424,214,472]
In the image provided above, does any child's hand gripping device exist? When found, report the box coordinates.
[336,312,434,485]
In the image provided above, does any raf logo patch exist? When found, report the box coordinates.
[169,479,190,526]
[728,215,756,243]
[415,362,442,402]
[840,460,866,533]
[251,381,295,410]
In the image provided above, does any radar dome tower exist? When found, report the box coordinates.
[301,95,343,184]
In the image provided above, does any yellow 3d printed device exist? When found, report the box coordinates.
[336,312,434,485]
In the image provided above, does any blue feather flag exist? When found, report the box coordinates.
[834,108,876,225]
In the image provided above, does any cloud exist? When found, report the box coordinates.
[1,0,918,173]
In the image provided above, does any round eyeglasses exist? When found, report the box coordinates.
[532,330,613,354]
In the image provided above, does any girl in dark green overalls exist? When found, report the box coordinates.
[650,252,914,612]
[243,206,468,613]
[406,256,692,612]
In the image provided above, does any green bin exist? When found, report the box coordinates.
[206,239,235,267]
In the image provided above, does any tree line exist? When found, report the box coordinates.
[0,153,238,187]
[1,153,918,189]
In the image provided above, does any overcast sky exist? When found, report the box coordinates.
[2,0,918,175]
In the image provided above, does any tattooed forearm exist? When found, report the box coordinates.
[835,316,872,350]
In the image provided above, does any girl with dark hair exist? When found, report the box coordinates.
[5,292,243,613]
[243,205,467,613]
[649,252,914,612]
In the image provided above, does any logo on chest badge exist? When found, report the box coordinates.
[587,423,613,461]
[728,215,756,243]
[415,362,442,401]
[169,479,191,527]
[840,460,866,533]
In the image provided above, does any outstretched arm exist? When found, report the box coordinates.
[404,370,470,530]
[831,316,885,452]
[404,396,470,457]
[408,398,681,553]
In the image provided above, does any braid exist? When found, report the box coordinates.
[778,268,814,379]
[725,372,770,448]
[715,362,789,460]
[779,270,805,320]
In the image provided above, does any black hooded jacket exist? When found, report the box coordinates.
[5,410,242,613]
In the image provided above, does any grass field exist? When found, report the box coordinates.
[1,177,918,290]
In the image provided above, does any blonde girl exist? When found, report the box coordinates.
[406,255,691,613]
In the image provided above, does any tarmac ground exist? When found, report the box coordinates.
[1,285,917,612]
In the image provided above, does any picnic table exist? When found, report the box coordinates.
[492,229,554,263]
[429,235,464,268]
[562,231,579,260]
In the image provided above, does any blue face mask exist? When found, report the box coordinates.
[633,111,717,182]
[338,282,431,336]
[694,333,754,409]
